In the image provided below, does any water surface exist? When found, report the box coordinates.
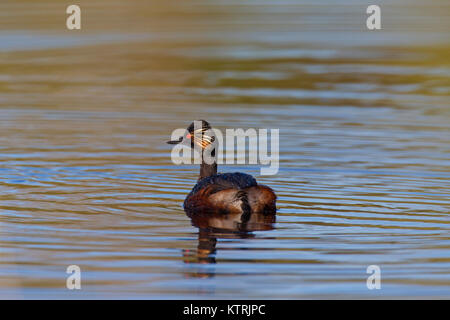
[0,0,449,299]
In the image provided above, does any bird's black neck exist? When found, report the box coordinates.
[199,148,217,180]
[200,162,217,180]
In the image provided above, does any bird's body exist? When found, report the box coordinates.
[168,120,276,216]
[184,172,276,216]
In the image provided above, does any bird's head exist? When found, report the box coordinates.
[167,120,216,150]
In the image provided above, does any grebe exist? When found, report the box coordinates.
[167,120,277,216]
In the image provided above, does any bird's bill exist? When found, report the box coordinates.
[166,137,182,144]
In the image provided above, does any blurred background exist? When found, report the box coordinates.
[0,0,449,298]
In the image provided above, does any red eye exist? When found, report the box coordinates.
[186,133,191,139]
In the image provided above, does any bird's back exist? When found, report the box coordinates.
[184,172,276,216]
[190,172,257,195]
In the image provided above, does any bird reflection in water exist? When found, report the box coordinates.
[182,210,276,278]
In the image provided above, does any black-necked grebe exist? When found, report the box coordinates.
[167,120,276,216]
